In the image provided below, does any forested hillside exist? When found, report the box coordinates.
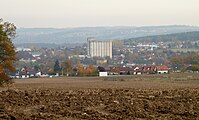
[125,31,199,43]
[14,25,199,44]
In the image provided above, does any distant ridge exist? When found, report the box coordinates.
[125,31,199,42]
[14,25,199,44]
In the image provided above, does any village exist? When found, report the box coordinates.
[11,37,199,78]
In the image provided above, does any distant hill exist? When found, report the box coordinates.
[13,25,199,44]
[125,31,199,43]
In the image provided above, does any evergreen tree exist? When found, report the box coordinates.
[54,59,61,72]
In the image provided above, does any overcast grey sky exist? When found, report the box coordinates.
[1,0,199,28]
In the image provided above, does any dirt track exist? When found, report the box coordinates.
[1,74,199,119]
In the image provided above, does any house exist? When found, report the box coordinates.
[142,66,151,74]
[9,68,49,79]
[110,66,136,75]
[109,67,120,75]
[132,66,142,75]
[186,66,193,72]
[14,71,30,79]
[186,65,199,73]
[156,65,169,74]
[142,66,156,74]
[109,66,144,75]
[118,67,132,75]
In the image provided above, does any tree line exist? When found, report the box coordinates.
[126,31,199,43]
[170,54,199,71]
[52,59,98,77]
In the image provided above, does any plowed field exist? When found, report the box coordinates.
[1,74,199,119]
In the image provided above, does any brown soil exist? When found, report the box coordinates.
[1,74,199,120]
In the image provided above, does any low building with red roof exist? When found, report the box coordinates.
[156,65,169,74]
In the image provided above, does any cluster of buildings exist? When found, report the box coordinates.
[107,65,169,75]
[86,38,171,76]
[11,65,170,79]
[10,68,49,79]
[16,37,197,79]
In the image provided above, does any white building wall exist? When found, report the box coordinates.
[157,70,168,74]
[88,39,112,58]
[99,72,108,77]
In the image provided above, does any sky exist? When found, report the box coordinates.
[1,0,199,28]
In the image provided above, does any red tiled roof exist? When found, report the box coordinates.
[111,67,133,72]
[156,65,169,70]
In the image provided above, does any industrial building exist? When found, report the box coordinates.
[87,37,112,58]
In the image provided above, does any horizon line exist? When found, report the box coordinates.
[17,24,199,29]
